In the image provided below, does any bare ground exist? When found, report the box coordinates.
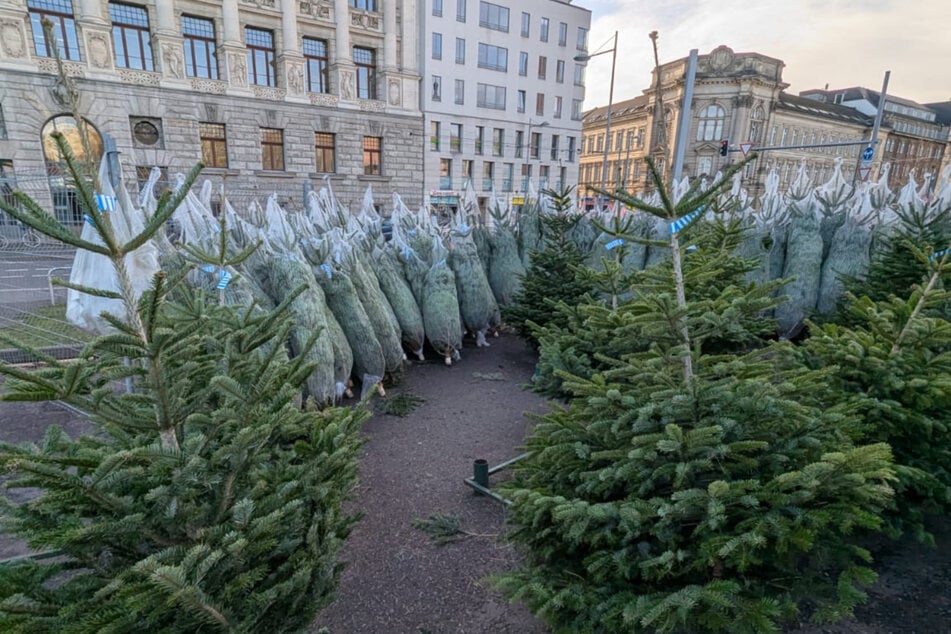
[2,336,950,634]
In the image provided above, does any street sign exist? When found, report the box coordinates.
[861,146,874,163]
[740,142,753,156]
[858,167,872,182]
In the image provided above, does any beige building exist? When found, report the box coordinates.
[0,0,424,227]
[578,45,950,206]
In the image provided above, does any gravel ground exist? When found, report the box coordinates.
[2,337,950,634]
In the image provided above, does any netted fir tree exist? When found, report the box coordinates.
[0,135,368,633]
[800,248,951,543]
[503,186,590,347]
[530,160,783,401]
[496,159,896,633]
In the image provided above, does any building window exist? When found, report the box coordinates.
[539,17,549,42]
[354,46,376,99]
[550,135,559,161]
[349,0,377,10]
[28,0,80,61]
[478,43,508,71]
[432,75,442,101]
[455,37,465,63]
[475,126,484,154]
[537,55,546,79]
[572,99,583,120]
[110,2,153,71]
[492,128,504,156]
[246,27,275,86]
[696,104,726,141]
[130,116,163,148]
[454,79,464,104]
[450,123,462,152]
[41,115,103,226]
[479,1,509,32]
[476,83,506,110]
[576,26,588,50]
[1,160,17,213]
[515,130,524,158]
[0,103,7,139]
[431,120,441,151]
[554,96,562,119]
[433,0,443,16]
[573,63,585,86]
[503,162,514,191]
[555,59,564,83]
[749,106,765,144]
[456,0,466,22]
[535,93,544,116]
[432,32,442,59]
[482,160,494,189]
[303,37,329,93]
[517,90,526,113]
[363,136,382,175]
[182,15,217,79]
[520,12,530,37]
[260,128,284,171]
[439,158,452,188]
[567,136,576,162]
[200,122,227,168]
[518,51,528,76]
[558,21,567,47]
[315,132,335,173]
[530,132,541,159]
[462,159,473,180]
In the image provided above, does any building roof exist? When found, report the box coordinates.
[925,101,951,125]
[801,86,933,112]
[582,95,650,124]
[777,93,872,126]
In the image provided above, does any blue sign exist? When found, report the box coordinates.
[862,146,874,162]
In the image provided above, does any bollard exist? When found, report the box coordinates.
[472,459,489,493]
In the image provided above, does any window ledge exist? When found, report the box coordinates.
[201,167,240,176]
[309,172,343,180]
[358,174,390,182]
[253,170,296,178]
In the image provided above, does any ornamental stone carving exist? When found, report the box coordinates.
[118,69,162,86]
[37,58,85,76]
[251,86,286,100]
[286,61,304,94]
[0,20,25,58]
[309,93,338,107]
[340,70,355,100]
[191,78,228,94]
[241,0,277,7]
[229,52,247,86]
[359,99,385,112]
[708,45,735,71]
[387,80,400,106]
[299,1,331,19]
[88,34,111,68]
[161,43,184,78]
[350,12,381,30]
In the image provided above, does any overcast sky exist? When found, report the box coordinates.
[581,0,951,109]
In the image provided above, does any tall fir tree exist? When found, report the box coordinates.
[0,134,367,632]
[497,160,896,633]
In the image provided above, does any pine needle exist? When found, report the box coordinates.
[375,392,425,417]
[412,513,497,545]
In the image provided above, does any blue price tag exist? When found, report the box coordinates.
[605,238,626,250]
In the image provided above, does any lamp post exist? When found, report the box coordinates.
[526,118,549,189]
[575,30,617,200]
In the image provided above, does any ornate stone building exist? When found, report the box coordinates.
[0,0,423,224]
[578,45,950,204]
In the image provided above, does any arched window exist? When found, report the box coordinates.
[696,104,725,142]
[41,115,103,225]
[748,105,765,144]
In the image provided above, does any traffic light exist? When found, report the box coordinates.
[719,140,729,157]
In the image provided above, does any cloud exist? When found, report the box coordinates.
[582,0,951,107]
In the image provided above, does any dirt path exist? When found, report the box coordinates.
[312,334,548,634]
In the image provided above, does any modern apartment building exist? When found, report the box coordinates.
[420,0,590,214]
[0,0,424,226]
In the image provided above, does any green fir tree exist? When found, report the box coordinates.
[0,134,367,632]
[497,159,896,633]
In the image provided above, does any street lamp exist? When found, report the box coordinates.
[575,30,618,198]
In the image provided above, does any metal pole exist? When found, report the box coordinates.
[598,30,618,198]
[852,70,890,187]
[671,49,698,185]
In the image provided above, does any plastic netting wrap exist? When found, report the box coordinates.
[66,159,160,333]
[373,244,426,359]
[422,242,464,363]
[486,207,525,306]
[449,221,500,346]
[775,194,823,338]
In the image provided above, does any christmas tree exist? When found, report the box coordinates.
[497,160,896,632]
[0,134,367,631]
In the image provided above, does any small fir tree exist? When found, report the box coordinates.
[497,160,896,633]
[503,186,590,346]
[0,135,367,632]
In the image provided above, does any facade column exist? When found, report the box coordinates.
[154,0,188,85]
[221,0,249,94]
[333,0,355,102]
[383,0,396,71]
[77,0,107,24]
[75,0,115,77]
[280,0,306,101]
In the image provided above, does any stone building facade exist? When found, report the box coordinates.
[0,0,424,224]
[578,45,950,204]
